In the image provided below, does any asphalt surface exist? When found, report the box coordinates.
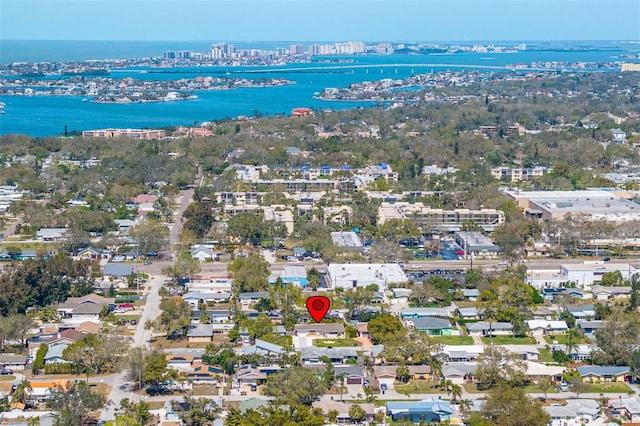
[99,188,193,421]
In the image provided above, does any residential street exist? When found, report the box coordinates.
[100,188,193,421]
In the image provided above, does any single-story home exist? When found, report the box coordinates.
[467,321,513,336]
[577,366,632,383]
[456,307,479,320]
[243,339,285,358]
[526,320,568,335]
[386,398,458,423]
[441,362,478,385]
[577,320,605,336]
[294,323,345,338]
[300,346,359,365]
[0,354,28,370]
[412,317,453,336]
[187,324,214,343]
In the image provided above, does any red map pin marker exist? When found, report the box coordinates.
[306,296,330,323]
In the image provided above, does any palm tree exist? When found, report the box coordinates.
[449,383,463,404]
[12,380,32,407]
[458,399,473,417]
[430,357,443,383]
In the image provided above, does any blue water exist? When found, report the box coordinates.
[1,40,639,136]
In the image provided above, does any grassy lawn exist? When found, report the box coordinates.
[544,335,587,345]
[191,384,220,396]
[0,375,16,381]
[462,384,485,394]
[314,338,360,347]
[589,382,633,393]
[522,384,558,394]
[430,335,474,345]
[481,336,537,345]
[395,380,442,394]
[538,347,556,363]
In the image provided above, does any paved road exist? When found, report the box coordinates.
[100,188,194,421]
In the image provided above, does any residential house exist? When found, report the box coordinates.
[569,344,595,362]
[461,289,480,302]
[524,361,565,382]
[335,365,367,385]
[312,400,375,424]
[0,354,27,371]
[577,320,605,337]
[300,346,359,365]
[567,305,595,321]
[386,398,459,423]
[399,307,451,321]
[441,362,478,385]
[26,380,71,403]
[456,307,480,320]
[355,322,370,338]
[187,324,214,343]
[36,228,68,241]
[44,344,69,364]
[545,400,600,426]
[412,317,453,336]
[467,321,513,336]
[591,285,632,300]
[183,291,231,309]
[166,354,195,371]
[508,346,542,361]
[526,320,568,335]
[75,246,110,261]
[610,397,640,423]
[238,397,273,413]
[191,245,216,262]
[372,365,400,389]
[46,329,86,347]
[188,362,224,383]
[440,345,484,363]
[611,128,627,143]
[243,339,285,358]
[238,292,269,306]
[294,323,345,339]
[103,264,134,280]
[577,366,632,383]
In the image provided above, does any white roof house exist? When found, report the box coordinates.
[326,263,408,290]
[526,320,568,335]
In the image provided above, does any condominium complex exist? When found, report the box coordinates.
[81,128,166,140]
[378,202,505,232]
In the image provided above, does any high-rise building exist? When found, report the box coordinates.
[290,44,305,55]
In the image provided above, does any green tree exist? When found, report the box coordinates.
[122,347,146,390]
[226,211,264,244]
[348,404,366,422]
[157,296,192,335]
[475,385,550,426]
[228,255,270,293]
[367,313,405,345]
[33,343,48,374]
[182,201,214,238]
[143,350,170,386]
[12,380,32,406]
[47,381,106,426]
[262,366,326,406]
[129,220,169,255]
[475,344,526,389]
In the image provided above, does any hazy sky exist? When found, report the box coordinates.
[1,0,639,41]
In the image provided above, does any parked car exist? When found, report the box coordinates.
[131,319,137,325]
[0,368,13,375]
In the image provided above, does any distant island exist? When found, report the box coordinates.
[0,75,295,103]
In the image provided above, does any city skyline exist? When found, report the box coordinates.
[1,0,639,42]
